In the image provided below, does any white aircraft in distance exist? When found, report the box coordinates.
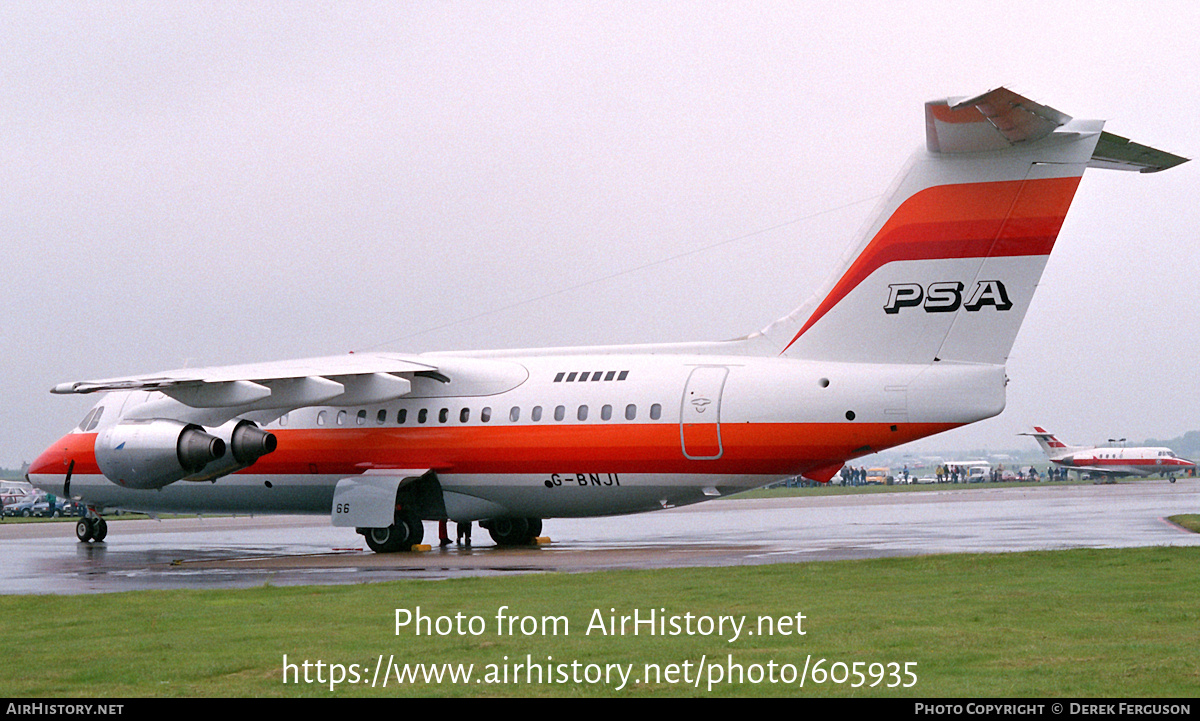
[29,88,1187,551]
[1022,427,1195,481]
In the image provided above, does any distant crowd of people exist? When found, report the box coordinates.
[839,466,870,486]
[836,463,1076,485]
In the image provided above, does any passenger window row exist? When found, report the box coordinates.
[304,403,664,427]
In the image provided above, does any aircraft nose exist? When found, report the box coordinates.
[28,438,71,480]
[28,432,96,480]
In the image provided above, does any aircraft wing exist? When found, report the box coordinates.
[50,353,442,411]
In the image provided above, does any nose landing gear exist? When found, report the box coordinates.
[75,513,108,543]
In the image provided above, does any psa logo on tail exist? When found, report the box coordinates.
[884,280,1013,315]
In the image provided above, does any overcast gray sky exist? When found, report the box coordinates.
[3,1,1197,467]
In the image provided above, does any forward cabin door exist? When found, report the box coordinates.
[680,366,728,460]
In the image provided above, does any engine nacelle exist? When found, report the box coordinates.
[184,420,278,482]
[94,419,225,489]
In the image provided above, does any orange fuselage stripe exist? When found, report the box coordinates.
[33,421,958,480]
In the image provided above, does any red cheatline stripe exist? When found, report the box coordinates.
[31,421,958,480]
[1071,457,1194,468]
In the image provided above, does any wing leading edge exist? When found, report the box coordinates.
[50,353,441,412]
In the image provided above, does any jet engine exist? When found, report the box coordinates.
[185,420,278,482]
[94,419,226,489]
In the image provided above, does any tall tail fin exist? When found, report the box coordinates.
[757,88,1186,365]
[1020,426,1081,460]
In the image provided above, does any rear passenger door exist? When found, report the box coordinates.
[680,366,728,460]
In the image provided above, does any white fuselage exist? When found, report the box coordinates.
[31,350,1005,520]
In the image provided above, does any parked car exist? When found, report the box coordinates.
[4,497,42,517]
[31,501,60,517]
[3,495,78,518]
[60,500,88,517]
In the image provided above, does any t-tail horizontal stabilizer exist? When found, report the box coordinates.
[764,87,1187,367]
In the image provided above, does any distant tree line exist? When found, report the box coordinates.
[1141,430,1200,459]
[0,463,30,481]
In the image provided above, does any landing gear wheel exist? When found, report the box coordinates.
[525,517,543,538]
[363,511,424,553]
[487,517,541,546]
[76,518,94,542]
[92,517,108,542]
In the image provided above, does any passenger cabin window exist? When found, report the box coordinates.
[397,408,407,424]
[376,409,387,425]
[357,410,367,425]
[577,405,588,421]
[650,403,662,420]
[531,406,543,422]
[460,408,470,423]
[418,409,428,424]
[509,406,520,422]
[625,404,636,421]
[337,410,347,426]
[439,408,449,423]
[601,404,612,421]
[317,410,327,426]
[554,405,566,421]
[481,407,492,423]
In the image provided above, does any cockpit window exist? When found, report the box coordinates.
[78,406,104,431]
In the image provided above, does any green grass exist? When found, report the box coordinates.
[1169,515,1200,533]
[2,547,1198,697]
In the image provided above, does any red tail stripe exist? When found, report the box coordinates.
[782,176,1081,353]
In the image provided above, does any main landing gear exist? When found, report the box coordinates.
[76,514,108,543]
[357,512,545,552]
[359,507,424,553]
[481,517,542,546]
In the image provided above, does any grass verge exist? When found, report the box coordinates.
[2,546,1197,697]
[1168,514,1200,533]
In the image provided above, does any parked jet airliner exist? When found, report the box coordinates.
[1022,427,1195,481]
[28,88,1186,551]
